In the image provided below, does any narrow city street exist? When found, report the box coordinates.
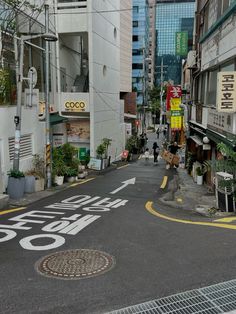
[0,132,236,314]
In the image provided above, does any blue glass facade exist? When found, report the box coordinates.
[132,0,149,106]
[156,1,195,85]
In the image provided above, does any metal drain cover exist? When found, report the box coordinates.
[36,249,115,280]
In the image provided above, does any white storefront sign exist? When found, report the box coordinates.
[207,108,235,134]
[217,72,236,113]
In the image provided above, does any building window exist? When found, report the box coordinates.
[133,21,138,27]
[200,72,207,103]
[132,49,143,56]
[133,6,139,14]
[220,60,235,71]
[207,69,218,106]
[132,35,139,42]
[132,64,143,70]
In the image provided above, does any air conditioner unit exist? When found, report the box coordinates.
[214,172,235,212]
[187,50,197,68]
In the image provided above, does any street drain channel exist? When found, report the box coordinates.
[36,249,115,280]
[107,279,236,314]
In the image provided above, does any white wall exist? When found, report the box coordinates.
[120,0,132,93]
[89,0,124,160]
[0,106,45,190]
[201,14,236,71]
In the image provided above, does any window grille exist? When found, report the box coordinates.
[8,134,32,161]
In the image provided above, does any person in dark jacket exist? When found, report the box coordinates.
[153,142,160,163]
[169,142,180,155]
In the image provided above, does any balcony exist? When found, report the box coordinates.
[57,1,88,33]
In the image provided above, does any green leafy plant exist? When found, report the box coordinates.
[65,167,78,177]
[61,143,77,166]
[96,143,106,158]
[196,167,204,176]
[214,142,236,198]
[8,169,25,178]
[102,138,112,158]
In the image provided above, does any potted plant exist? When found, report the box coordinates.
[25,154,45,192]
[65,167,78,183]
[196,167,204,185]
[53,159,66,186]
[7,169,25,199]
[102,138,112,168]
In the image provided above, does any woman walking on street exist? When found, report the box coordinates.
[153,142,160,164]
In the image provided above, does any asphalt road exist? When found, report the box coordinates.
[1,142,236,314]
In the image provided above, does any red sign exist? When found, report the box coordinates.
[122,150,129,159]
[169,85,182,98]
[135,120,140,126]
[166,85,182,111]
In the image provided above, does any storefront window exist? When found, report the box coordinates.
[200,72,207,104]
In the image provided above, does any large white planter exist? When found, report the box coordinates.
[197,175,203,185]
[54,175,64,186]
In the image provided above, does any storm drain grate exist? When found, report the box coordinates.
[106,279,236,314]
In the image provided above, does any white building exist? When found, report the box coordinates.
[0,0,132,192]
[55,0,131,160]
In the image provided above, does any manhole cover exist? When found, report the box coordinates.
[36,249,115,280]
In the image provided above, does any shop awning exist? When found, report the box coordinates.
[206,129,235,148]
[50,114,68,125]
[190,135,203,145]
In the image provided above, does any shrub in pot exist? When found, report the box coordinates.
[7,169,25,199]
[65,167,78,183]
[25,154,45,192]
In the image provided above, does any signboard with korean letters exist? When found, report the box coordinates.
[217,72,236,113]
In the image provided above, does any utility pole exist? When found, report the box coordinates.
[45,2,51,188]
[13,37,24,171]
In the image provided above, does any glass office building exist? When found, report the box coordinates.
[156,0,195,85]
[132,0,149,106]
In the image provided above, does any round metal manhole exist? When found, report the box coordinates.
[36,249,115,280]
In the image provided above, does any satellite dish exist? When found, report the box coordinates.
[28,67,37,88]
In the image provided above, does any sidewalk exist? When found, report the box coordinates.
[4,162,123,208]
[159,167,217,213]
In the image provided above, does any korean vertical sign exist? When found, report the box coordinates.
[217,72,236,113]
[176,32,188,56]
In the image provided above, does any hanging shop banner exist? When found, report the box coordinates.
[166,86,182,111]
[170,97,181,110]
[176,32,188,56]
[66,120,90,143]
[216,72,236,113]
[170,116,182,130]
[170,98,183,130]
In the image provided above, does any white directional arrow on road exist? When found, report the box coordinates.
[110,177,136,194]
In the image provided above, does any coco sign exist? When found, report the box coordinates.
[64,101,86,112]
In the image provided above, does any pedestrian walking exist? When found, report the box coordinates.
[163,126,167,137]
[153,142,160,164]
[156,127,160,139]
[144,148,150,162]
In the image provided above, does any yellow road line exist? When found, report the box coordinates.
[145,201,236,231]
[0,207,26,216]
[70,177,95,187]
[160,176,168,189]
[117,164,129,170]
[214,217,236,223]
